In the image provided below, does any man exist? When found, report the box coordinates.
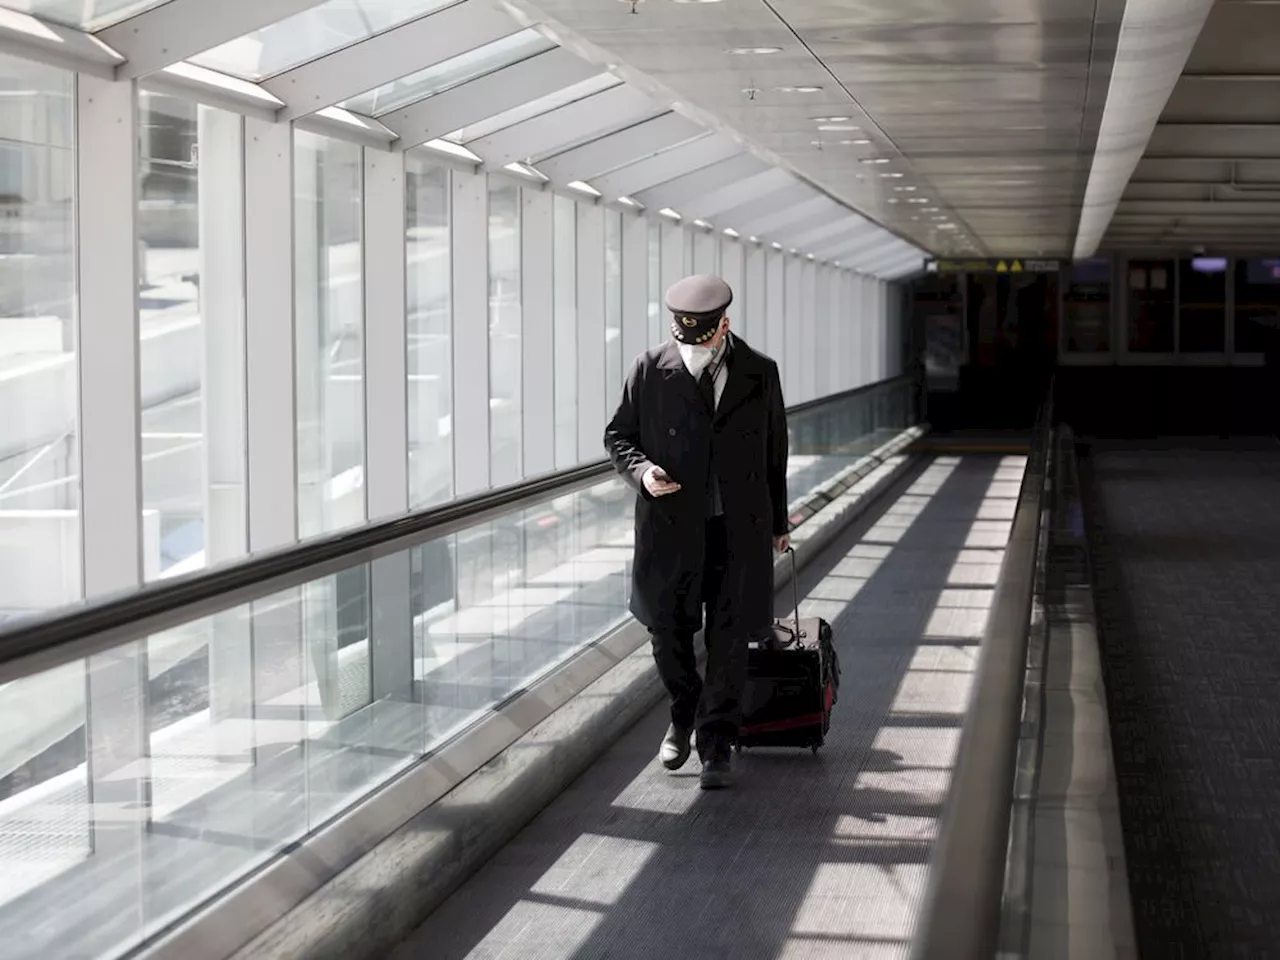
[604,274,790,790]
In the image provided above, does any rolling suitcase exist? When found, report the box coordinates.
[737,548,840,753]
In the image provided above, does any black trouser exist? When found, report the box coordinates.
[648,517,749,760]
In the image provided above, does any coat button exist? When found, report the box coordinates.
[668,427,676,436]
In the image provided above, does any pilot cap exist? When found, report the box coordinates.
[665,274,733,345]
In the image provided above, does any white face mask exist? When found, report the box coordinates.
[676,325,726,377]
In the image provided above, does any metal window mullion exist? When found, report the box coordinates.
[801,259,817,402]
[363,147,409,520]
[245,118,298,551]
[521,189,555,476]
[746,242,765,350]
[766,249,785,383]
[784,256,802,398]
[363,143,413,701]
[576,203,606,463]
[721,237,744,341]
[660,221,684,307]
[621,212,649,367]
[452,168,490,495]
[814,263,830,400]
[75,71,147,914]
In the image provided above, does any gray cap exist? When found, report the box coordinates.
[665,274,733,345]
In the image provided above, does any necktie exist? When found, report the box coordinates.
[698,367,716,412]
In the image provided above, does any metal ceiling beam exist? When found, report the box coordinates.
[738,197,841,240]
[0,9,123,78]
[266,0,519,121]
[589,135,741,202]
[467,84,659,168]
[1072,0,1216,258]
[535,112,703,184]
[636,156,774,215]
[100,0,330,79]
[786,219,872,252]
[711,184,818,236]
[683,168,793,219]
[381,48,598,152]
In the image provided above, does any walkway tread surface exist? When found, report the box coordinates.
[1081,443,1280,959]
[390,454,1023,960]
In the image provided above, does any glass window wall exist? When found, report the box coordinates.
[405,155,452,508]
[1126,258,1175,353]
[0,53,77,621]
[488,180,522,486]
[1062,258,1111,354]
[138,92,247,580]
[1235,258,1280,355]
[1178,257,1227,353]
[295,131,366,539]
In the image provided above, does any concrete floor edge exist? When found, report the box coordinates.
[214,454,923,960]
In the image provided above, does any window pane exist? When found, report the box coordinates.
[1234,258,1280,354]
[189,0,457,81]
[1127,258,1174,353]
[446,73,619,144]
[138,93,247,580]
[553,195,577,468]
[605,210,623,407]
[342,28,552,117]
[1,0,170,30]
[1178,257,1226,353]
[0,54,77,622]
[406,156,452,508]
[1062,257,1111,353]
[295,131,366,538]
[488,180,521,486]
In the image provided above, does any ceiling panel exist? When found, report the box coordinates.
[1103,0,1280,254]
[510,0,1124,259]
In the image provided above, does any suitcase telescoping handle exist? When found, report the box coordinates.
[785,546,802,640]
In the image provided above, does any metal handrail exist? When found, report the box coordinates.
[0,374,917,682]
[908,376,1056,960]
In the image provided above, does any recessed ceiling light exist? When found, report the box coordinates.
[860,157,890,165]
[923,207,940,213]
[887,198,900,204]
[617,195,643,208]
[659,207,682,220]
[777,85,823,93]
[693,218,713,229]
[728,46,782,55]
[789,247,799,254]
[840,139,871,145]
[807,253,815,260]
[908,197,929,204]
[771,242,783,250]
[938,224,957,230]
[748,235,760,243]
[893,185,916,192]
[880,172,904,178]
[813,116,850,123]
[567,180,601,197]
[818,124,859,132]
[834,261,841,267]
[723,227,740,238]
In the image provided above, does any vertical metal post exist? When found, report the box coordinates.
[75,72,146,927]
[621,211,649,368]
[521,189,555,476]
[198,105,252,734]
[746,241,766,351]
[766,248,785,382]
[451,168,490,496]
[363,146,413,703]
[576,203,606,462]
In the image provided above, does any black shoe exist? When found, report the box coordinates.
[659,723,692,770]
[699,754,732,790]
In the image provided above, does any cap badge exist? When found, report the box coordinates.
[679,315,698,328]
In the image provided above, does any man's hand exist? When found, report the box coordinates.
[643,465,682,498]
[774,535,791,553]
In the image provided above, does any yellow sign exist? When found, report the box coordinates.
[1011,260,1023,272]
[996,260,1008,273]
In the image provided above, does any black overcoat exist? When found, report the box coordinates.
[603,335,789,636]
